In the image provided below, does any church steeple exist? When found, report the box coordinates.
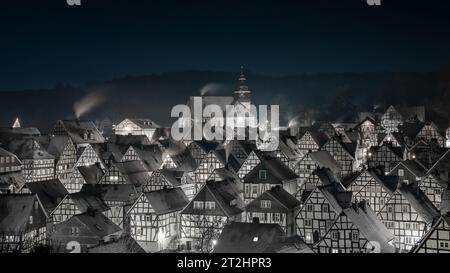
[12,117,21,128]
[234,66,251,105]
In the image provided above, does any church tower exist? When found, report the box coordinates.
[234,66,251,108]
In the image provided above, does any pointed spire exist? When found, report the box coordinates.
[237,65,249,92]
[12,117,21,128]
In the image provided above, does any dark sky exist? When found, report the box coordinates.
[1,0,450,90]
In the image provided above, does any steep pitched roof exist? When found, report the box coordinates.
[72,212,122,238]
[244,156,298,184]
[181,180,244,217]
[56,120,105,144]
[78,164,104,185]
[0,194,46,232]
[342,201,395,253]
[142,187,189,215]
[309,150,342,175]
[398,182,440,224]
[214,222,285,253]
[6,139,55,160]
[69,191,109,213]
[87,234,145,253]
[25,179,68,214]
[246,186,300,212]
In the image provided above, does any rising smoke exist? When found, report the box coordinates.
[73,91,107,119]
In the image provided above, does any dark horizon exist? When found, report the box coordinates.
[1,0,450,90]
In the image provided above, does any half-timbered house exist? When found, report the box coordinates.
[51,212,122,253]
[296,168,350,246]
[413,215,450,253]
[381,105,403,133]
[0,194,48,253]
[316,200,395,253]
[44,136,77,182]
[295,130,329,159]
[114,118,160,141]
[51,191,108,224]
[367,142,405,173]
[378,165,440,251]
[180,180,244,252]
[320,137,356,175]
[244,185,300,236]
[50,120,105,148]
[128,187,188,252]
[242,156,298,204]
[7,139,55,183]
[0,147,23,194]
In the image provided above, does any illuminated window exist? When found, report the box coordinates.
[193,201,204,210]
[261,200,271,209]
[205,201,216,210]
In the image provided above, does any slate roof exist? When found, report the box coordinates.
[78,164,104,185]
[68,191,109,213]
[181,180,244,217]
[0,194,44,233]
[56,120,105,144]
[398,182,440,224]
[246,186,300,213]
[25,179,68,214]
[87,234,145,253]
[142,187,189,215]
[7,139,54,160]
[309,150,342,175]
[126,118,160,129]
[244,155,298,184]
[214,222,285,253]
[72,212,122,238]
[343,200,395,253]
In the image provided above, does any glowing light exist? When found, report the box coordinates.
[212,239,217,246]
[253,236,259,242]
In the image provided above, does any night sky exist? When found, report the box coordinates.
[1,0,450,90]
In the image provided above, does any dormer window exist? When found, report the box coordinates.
[259,170,267,180]
[83,132,88,140]
[398,169,404,177]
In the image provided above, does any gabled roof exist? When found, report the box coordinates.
[6,138,55,160]
[78,164,104,185]
[244,156,298,184]
[0,147,21,166]
[115,160,151,187]
[366,168,399,194]
[68,191,109,213]
[121,118,160,129]
[214,222,285,253]
[25,179,68,214]
[393,160,427,178]
[342,201,395,253]
[131,144,163,171]
[91,184,138,204]
[181,180,244,217]
[87,234,145,253]
[428,149,450,176]
[317,174,352,214]
[142,187,189,215]
[212,148,242,173]
[0,194,46,232]
[309,150,342,175]
[163,148,198,172]
[397,182,440,224]
[157,169,184,187]
[354,116,378,129]
[246,186,300,212]
[369,142,405,159]
[44,136,73,158]
[56,120,105,144]
[71,212,122,238]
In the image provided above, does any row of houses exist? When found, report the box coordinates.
[2,72,450,253]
